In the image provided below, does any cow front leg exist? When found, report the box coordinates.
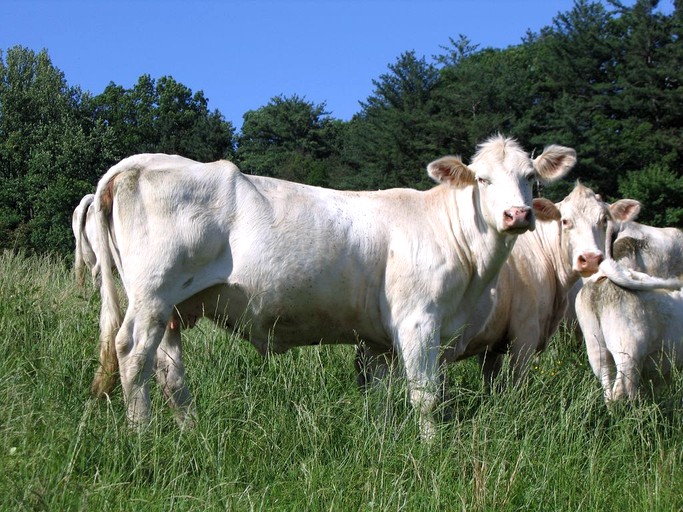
[395,321,442,440]
[479,350,504,390]
[116,306,168,429]
[610,352,641,403]
[354,343,396,389]
[580,319,616,403]
[155,323,196,429]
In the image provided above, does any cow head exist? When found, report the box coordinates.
[554,182,641,277]
[428,135,576,235]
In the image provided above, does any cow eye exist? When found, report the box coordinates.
[476,177,490,186]
[561,218,573,229]
[526,174,536,183]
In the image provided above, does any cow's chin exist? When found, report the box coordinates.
[578,269,598,278]
[501,223,533,236]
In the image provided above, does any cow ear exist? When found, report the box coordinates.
[427,156,476,187]
[610,199,641,222]
[533,145,577,184]
[532,198,561,221]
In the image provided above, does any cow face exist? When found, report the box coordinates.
[428,135,576,235]
[557,183,640,277]
[557,184,609,277]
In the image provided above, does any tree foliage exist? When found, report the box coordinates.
[618,163,683,226]
[0,48,236,255]
[90,74,236,162]
[0,46,115,254]
[1,1,682,257]
[236,94,340,186]
[343,51,441,189]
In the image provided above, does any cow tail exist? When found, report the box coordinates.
[599,259,683,291]
[90,178,122,398]
[73,199,90,290]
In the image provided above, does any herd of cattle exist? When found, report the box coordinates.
[71,134,683,439]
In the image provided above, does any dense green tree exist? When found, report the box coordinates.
[430,44,538,156]
[0,46,115,254]
[606,0,683,186]
[343,51,441,190]
[91,74,236,162]
[514,0,617,200]
[618,163,683,226]
[516,0,682,203]
[237,94,341,185]
[0,48,236,256]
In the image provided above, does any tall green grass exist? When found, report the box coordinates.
[1,250,682,511]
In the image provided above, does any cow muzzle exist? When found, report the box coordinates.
[502,206,533,233]
[576,251,604,277]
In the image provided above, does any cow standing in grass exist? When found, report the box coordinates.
[91,135,574,438]
[576,222,683,404]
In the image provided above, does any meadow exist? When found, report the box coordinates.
[1,250,682,511]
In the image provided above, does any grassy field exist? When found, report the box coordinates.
[1,250,682,511]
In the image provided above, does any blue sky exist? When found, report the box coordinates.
[1,1,673,131]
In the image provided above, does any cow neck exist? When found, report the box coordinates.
[444,185,518,284]
[533,219,577,293]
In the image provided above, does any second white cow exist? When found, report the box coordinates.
[457,183,641,385]
[72,193,98,288]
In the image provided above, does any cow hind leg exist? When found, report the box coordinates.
[155,324,196,429]
[116,305,169,429]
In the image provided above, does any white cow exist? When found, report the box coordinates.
[72,193,98,288]
[91,135,575,437]
[456,184,641,385]
[576,257,683,404]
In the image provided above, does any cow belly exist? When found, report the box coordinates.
[174,282,389,354]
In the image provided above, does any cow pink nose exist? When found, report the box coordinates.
[577,252,604,275]
[503,206,532,230]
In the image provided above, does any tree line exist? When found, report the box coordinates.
[1,0,681,257]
